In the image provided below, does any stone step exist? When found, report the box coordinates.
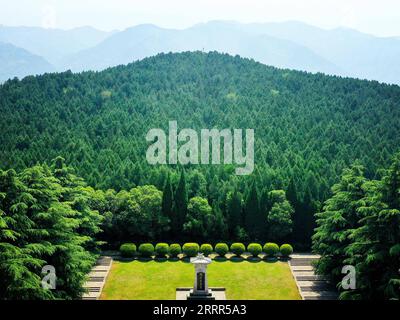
[291,265,314,271]
[89,271,108,277]
[88,277,105,282]
[302,291,338,300]
[296,275,326,281]
[84,281,104,288]
[297,280,331,288]
[301,285,333,292]
[82,292,100,300]
[293,271,316,277]
[92,266,109,272]
[291,254,320,259]
[290,260,318,266]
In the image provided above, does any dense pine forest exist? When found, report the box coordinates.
[1,51,400,249]
[0,51,399,299]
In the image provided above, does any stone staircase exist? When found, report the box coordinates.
[289,254,338,300]
[82,256,113,300]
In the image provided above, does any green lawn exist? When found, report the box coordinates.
[100,258,301,300]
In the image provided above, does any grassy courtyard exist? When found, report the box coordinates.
[100,258,301,300]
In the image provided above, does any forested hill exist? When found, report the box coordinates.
[0,51,399,210]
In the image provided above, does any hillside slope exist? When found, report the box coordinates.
[0,51,399,198]
[0,42,55,81]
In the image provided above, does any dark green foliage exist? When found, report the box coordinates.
[161,174,174,234]
[200,244,213,256]
[313,164,366,285]
[183,197,212,240]
[168,243,182,257]
[230,243,245,256]
[263,243,280,257]
[313,155,400,300]
[215,243,229,257]
[227,191,242,238]
[138,243,155,258]
[182,243,199,257]
[174,171,188,237]
[155,243,169,257]
[0,162,102,300]
[119,243,136,257]
[244,183,263,240]
[267,190,293,241]
[279,244,293,257]
[247,243,262,257]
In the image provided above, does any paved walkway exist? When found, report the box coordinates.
[289,254,338,300]
[82,256,113,300]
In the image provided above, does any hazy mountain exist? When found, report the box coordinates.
[62,21,400,84]
[0,42,55,82]
[1,21,400,84]
[0,25,113,65]
[62,23,340,75]
[234,21,400,84]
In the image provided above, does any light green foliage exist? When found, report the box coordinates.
[138,243,155,257]
[230,243,245,256]
[168,243,182,257]
[263,243,280,257]
[120,243,136,257]
[155,243,169,257]
[215,243,229,257]
[200,244,213,256]
[279,244,293,257]
[182,243,199,257]
[247,243,262,257]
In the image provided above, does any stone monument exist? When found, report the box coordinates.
[187,253,215,300]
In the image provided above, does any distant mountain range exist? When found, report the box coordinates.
[1,21,400,84]
[0,42,54,82]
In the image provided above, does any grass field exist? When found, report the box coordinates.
[100,258,301,300]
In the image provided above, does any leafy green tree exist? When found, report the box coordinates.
[113,185,169,241]
[183,197,213,240]
[267,190,294,241]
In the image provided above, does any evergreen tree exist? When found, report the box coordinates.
[161,174,174,236]
[244,182,264,240]
[227,191,242,238]
[345,154,400,299]
[312,164,366,286]
[173,170,188,236]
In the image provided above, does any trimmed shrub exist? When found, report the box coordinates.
[119,243,136,258]
[215,243,229,257]
[200,244,213,256]
[183,243,200,257]
[138,243,155,258]
[155,243,169,257]
[247,243,262,257]
[263,242,279,257]
[169,243,182,257]
[280,244,294,257]
[230,243,245,256]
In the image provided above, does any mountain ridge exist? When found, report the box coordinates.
[1,21,400,84]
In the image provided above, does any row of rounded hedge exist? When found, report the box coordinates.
[119,242,293,258]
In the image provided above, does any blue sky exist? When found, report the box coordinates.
[0,0,399,37]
